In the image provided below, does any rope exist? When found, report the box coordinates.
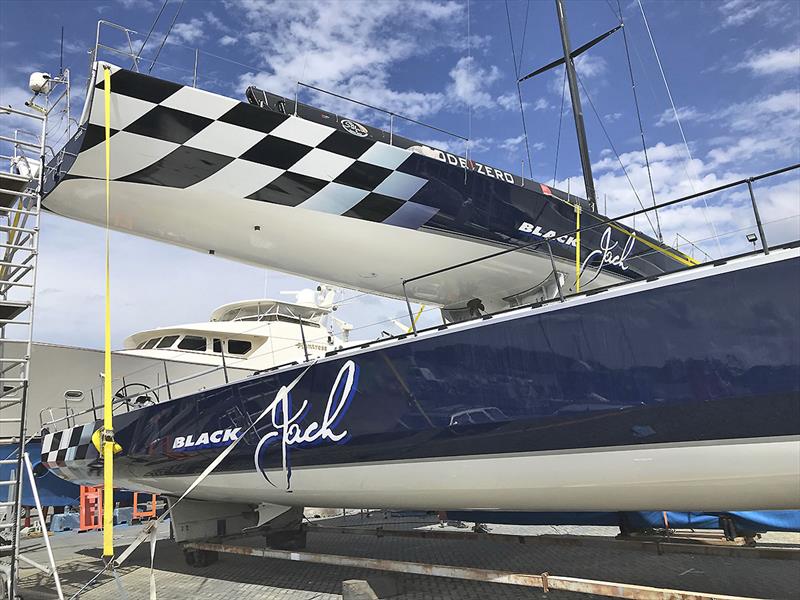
[574,204,581,292]
[465,0,472,174]
[134,0,169,65]
[518,0,531,69]
[636,0,722,254]
[113,361,316,599]
[102,65,114,560]
[148,0,185,74]
[618,0,662,241]
[505,0,534,178]
[575,73,659,237]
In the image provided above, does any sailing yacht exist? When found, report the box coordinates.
[41,68,695,316]
[30,0,800,548]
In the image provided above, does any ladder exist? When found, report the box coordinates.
[0,98,48,598]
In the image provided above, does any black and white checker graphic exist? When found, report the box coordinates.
[70,64,439,231]
[41,421,97,467]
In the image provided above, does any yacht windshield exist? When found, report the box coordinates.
[217,302,325,325]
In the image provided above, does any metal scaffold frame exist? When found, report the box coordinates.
[0,71,69,599]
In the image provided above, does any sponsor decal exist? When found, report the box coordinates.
[172,427,241,451]
[581,227,635,273]
[432,151,516,184]
[254,360,358,489]
[518,222,636,274]
[518,221,579,247]
[341,119,369,137]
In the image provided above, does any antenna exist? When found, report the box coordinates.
[59,26,64,76]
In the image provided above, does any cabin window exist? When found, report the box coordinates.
[156,335,179,349]
[227,339,252,355]
[142,338,159,350]
[212,338,222,353]
[178,336,207,351]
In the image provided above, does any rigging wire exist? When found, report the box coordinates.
[518,0,531,70]
[505,0,534,178]
[149,0,185,74]
[135,0,169,64]
[466,0,471,165]
[636,0,722,254]
[576,73,659,237]
[552,67,567,186]
[618,0,662,241]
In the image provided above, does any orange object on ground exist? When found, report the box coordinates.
[79,485,103,531]
[133,492,157,520]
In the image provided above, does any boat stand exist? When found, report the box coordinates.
[181,538,757,600]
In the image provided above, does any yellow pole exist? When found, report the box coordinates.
[575,205,581,293]
[102,66,114,559]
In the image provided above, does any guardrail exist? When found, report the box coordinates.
[90,20,469,155]
[38,318,331,432]
[400,162,799,334]
[38,162,800,435]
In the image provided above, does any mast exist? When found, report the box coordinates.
[555,0,597,211]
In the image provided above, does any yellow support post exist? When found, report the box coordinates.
[102,65,114,560]
[574,204,581,293]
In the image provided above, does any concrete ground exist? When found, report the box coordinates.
[14,512,800,600]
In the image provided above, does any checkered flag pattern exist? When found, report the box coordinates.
[67,63,441,231]
[41,421,97,468]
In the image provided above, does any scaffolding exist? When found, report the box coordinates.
[0,70,69,599]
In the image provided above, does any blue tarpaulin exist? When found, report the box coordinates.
[444,510,800,533]
[0,443,81,507]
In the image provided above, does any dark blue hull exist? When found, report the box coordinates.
[43,250,800,510]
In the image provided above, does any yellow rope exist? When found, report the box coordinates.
[407,305,426,333]
[575,205,581,292]
[547,189,696,267]
[102,66,114,559]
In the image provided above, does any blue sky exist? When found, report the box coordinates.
[0,0,798,349]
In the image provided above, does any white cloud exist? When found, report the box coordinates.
[219,35,238,47]
[0,86,36,133]
[115,0,156,10]
[171,19,205,45]
[716,0,791,29]
[533,97,550,111]
[655,106,704,127]
[736,46,800,76]
[652,91,799,168]
[604,112,622,123]
[498,134,526,152]
[554,85,800,259]
[497,92,524,111]
[227,0,467,121]
[574,54,606,79]
[205,11,225,30]
[447,56,501,109]
[545,55,606,98]
[720,90,800,152]
[718,0,766,27]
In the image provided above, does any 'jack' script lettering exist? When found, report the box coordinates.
[254,360,359,489]
[581,227,635,276]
